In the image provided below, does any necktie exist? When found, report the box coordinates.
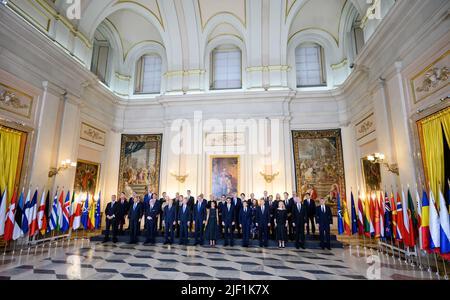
[244,208,247,213]
[297,203,300,211]
[133,203,137,210]
[183,205,186,213]
[198,203,201,212]
[262,207,264,214]
[322,205,325,213]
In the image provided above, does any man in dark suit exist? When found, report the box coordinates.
[304,192,316,236]
[239,200,252,247]
[256,199,270,247]
[231,193,242,238]
[187,190,195,231]
[163,196,177,244]
[292,196,307,249]
[173,193,181,238]
[283,192,294,241]
[222,197,235,246]
[144,197,160,244]
[193,194,207,246]
[178,197,191,245]
[316,198,333,250]
[218,195,226,238]
[117,192,129,235]
[158,192,167,233]
[103,195,120,243]
[128,196,143,244]
[267,195,276,239]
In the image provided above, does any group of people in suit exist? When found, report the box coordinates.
[103,189,333,250]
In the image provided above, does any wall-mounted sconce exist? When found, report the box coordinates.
[367,153,399,176]
[260,170,280,183]
[48,159,77,178]
[170,171,190,183]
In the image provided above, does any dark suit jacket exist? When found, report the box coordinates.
[304,199,317,217]
[145,202,160,222]
[128,202,143,222]
[315,205,333,227]
[164,205,177,224]
[117,200,128,219]
[105,201,119,218]
[292,202,306,226]
[256,206,270,226]
[239,208,252,228]
[193,201,207,222]
[178,205,191,224]
[222,205,235,225]
[187,196,195,211]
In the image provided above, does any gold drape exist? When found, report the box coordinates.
[420,107,450,200]
[0,126,22,204]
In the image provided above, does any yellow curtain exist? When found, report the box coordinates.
[421,107,450,201]
[0,126,22,204]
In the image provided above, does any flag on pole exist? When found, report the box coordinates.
[13,189,25,240]
[337,192,344,235]
[81,194,89,230]
[406,188,417,247]
[416,189,422,249]
[95,192,101,229]
[28,189,39,237]
[0,188,6,236]
[401,188,412,246]
[429,189,440,253]
[363,196,371,237]
[439,188,450,260]
[379,192,385,240]
[384,192,392,239]
[4,190,17,242]
[350,192,358,235]
[420,190,430,252]
[57,190,64,231]
[369,196,375,237]
[49,191,59,232]
[357,193,364,235]
[395,192,405,242]
[342,197,351,235]
[72,197,82,230]
[43,191,51,234]
[374,193,381,239]
[21,188,31,235]
[60,190,70,233]
[88,195,96,230]
[69,191,76,229]
[37,190,47,233]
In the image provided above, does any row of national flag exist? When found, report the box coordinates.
[0,187,102,242]
[337,184,450,261]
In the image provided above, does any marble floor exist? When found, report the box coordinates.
[0,239,446,280]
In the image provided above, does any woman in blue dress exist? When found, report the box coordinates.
[205,201,219,247]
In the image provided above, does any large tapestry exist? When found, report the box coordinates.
[292,129,346,206]
[361,158,382,192]
[73,160,100,197]
[118,134,162,197]
[211,156,240,198]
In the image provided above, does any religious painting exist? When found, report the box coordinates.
[211,156,240,198]
[118,134,162,198]
[361,158,382,192]
[73,160,100,197]
[292,129,346,209]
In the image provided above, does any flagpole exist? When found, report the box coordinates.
[442,256,448,280]
[433,252,440,278]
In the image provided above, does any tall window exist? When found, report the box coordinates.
[135,54,162,94]
[295,44,326,87]
[211,46,242,90]
[91,40,110,84]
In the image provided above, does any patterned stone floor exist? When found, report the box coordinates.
[0,239,444,280]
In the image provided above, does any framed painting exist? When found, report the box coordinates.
[73,159,100,197]
[361,158,382,192]
[118,134,162,198]
[292,129,346,208]
[211,155,240,198]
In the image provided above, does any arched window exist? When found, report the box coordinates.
[91,39,110,85]
[135,54,162,94]
[295,43,326,87]
[211,45,242,90]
